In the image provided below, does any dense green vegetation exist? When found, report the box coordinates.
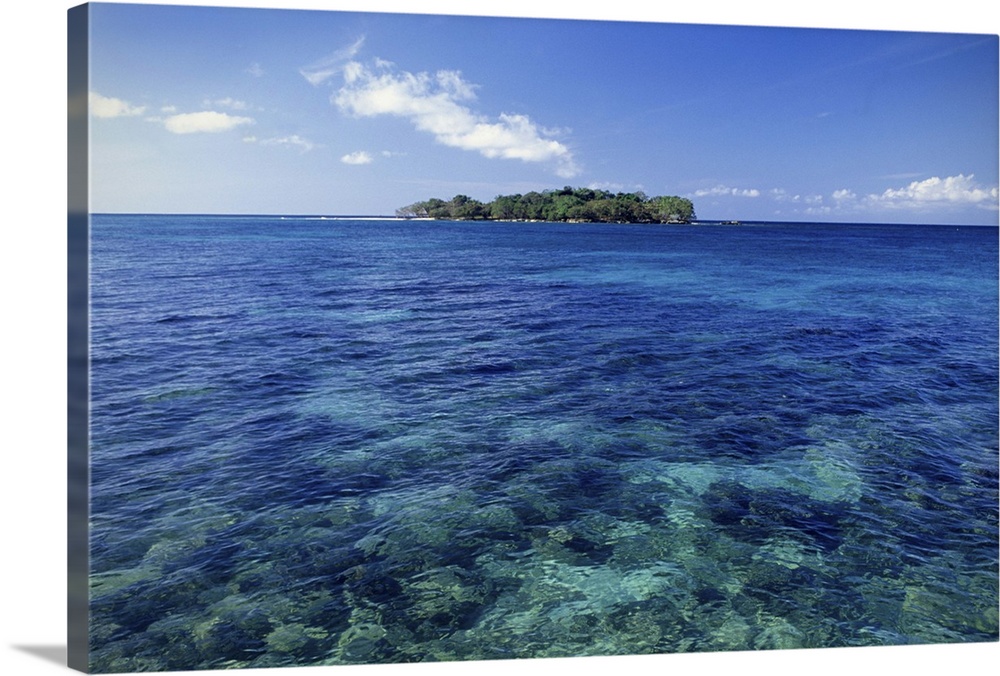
[396,186,695,223]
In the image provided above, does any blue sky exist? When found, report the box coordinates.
[86,1,998,224]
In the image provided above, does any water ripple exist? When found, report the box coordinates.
[87,217,998,671]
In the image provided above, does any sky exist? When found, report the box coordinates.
[83,1,999,224]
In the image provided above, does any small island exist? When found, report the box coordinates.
[397,186,696,224]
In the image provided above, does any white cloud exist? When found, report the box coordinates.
[341,150,373,165]
[832,189,857,201]
[245,134,318,153]
[868,174,999,207]
[588,182,627,192]
[586,182,649,194]
[325,56,579,177]
[300,36,367,86]
[163,111,255,134]
[206,97,249,111]
[693,185,760,198]
[89,92,146,118]
[246,62,265,77]
[769,188,822,204]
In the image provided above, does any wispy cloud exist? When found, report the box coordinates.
[341,150,373,165]
[89,92,146,118]
[589,182,623,192]
[770,188,823,204]
[250,134,318,153]
[306,41,579,178]
[867,174,998,208]
[163,111,255,134]
[205,97,250,111]
[694,185,761,198]
[300,36,367,86]
[246,62,265,78]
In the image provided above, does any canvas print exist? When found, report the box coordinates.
[68,2,999,673]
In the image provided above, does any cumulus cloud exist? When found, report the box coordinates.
[868,174,998,207]
[308,46,579,178]
[163,111,255,134]
[89,92,146,118]
[832,189,857,201]
[693,185,761,198]
[341,150,373,165]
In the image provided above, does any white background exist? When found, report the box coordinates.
[2,1,997,675]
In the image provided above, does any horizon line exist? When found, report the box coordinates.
[86,212,998,228]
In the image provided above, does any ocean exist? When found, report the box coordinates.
[86,215,998,671]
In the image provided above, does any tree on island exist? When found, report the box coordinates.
[396,186,695,223]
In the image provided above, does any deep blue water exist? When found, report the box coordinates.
[88,215,998,671]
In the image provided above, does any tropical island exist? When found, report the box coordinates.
[396,186,696,224]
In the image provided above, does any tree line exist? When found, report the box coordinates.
[396,186,696,223]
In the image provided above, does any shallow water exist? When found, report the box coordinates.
[88,216,998,671]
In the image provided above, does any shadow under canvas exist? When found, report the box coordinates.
[13,644,68,667]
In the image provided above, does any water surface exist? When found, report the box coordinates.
[88,216,999,671]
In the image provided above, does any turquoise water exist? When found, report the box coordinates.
[88,216,998,671]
